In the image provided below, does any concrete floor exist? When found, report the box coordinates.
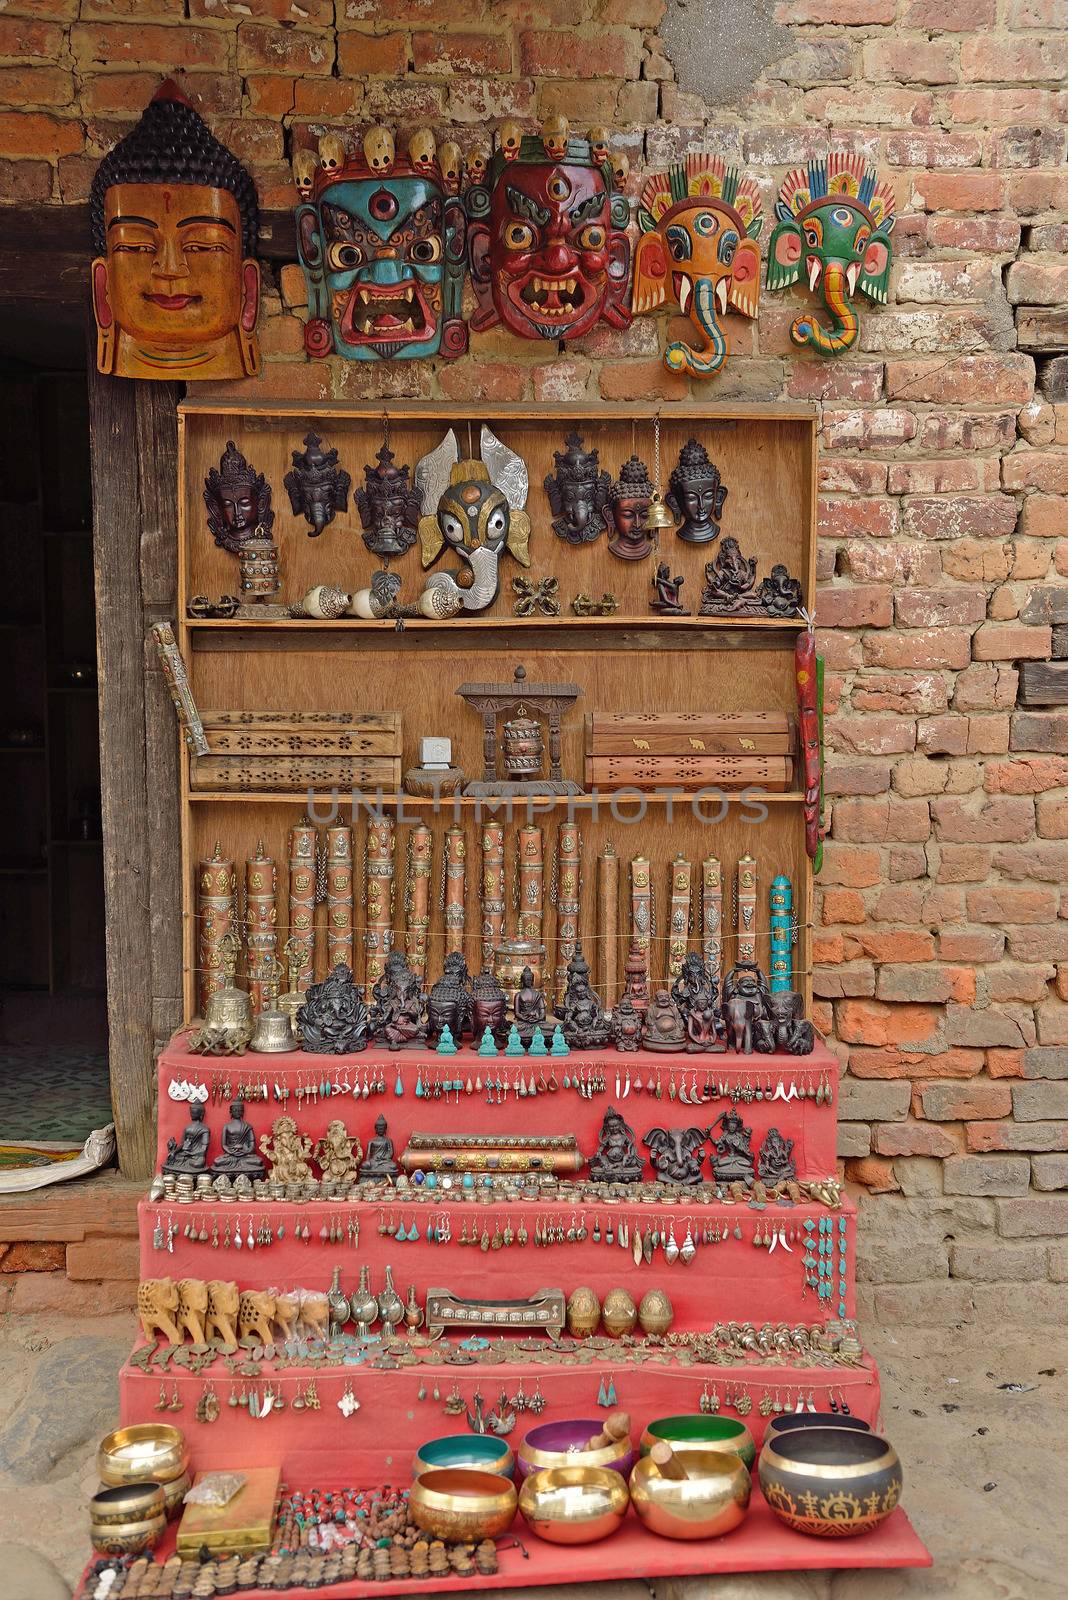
[0,1313,1064,1600]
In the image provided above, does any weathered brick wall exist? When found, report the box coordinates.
[3,0,1067,1320]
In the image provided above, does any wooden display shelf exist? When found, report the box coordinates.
[186,790,806,806]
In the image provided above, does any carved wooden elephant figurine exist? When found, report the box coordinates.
[723,993,761,1054]
[176,1277,208,1345]
[138,1278,180,1345]
[301,1292,330,1338]
[204,1280,240,1346]
[238,1289,277,1346]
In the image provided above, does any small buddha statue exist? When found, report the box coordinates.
[589,1107,643,1183]
[642,989,686,1051]
[623,944,649,1014]
[604,453,655,561]
[665,438,728,545]
[359,1113,399,1181]
[650,560,689,616]
[513,964,547,1045]
[709,1106,755,1185]
[210,1100,266,1180]
[699,537,761,616]
[612,992,643,1052]
[757,1126,796,1186]
[163,1100,210,1176]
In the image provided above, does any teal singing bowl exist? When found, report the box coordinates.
[412,1435,515,1479]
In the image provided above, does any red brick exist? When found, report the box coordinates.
[987,126,1066,169]
[66,1237,146,1281]
[932,795,1036,843]
[874,1120,963,1157]
[0,157,52,201]
[411,30,511,73]
[896,259,999,303]
[787,363,884,403]
[1022,496,1067,538]
[1006,0,1064,21]
[967,1120,1068,1152]
[245,75,296,118]
[961,36,1068,80]
[863,628,973,670]
[819,498,898,541]
[9,1274,138,1315]
[919,1079,1013,1120]
[988,1049,1027,1078]
[819,843,884,888]
[236,24,333,73]
[190,0,332,16]
[884,353,1034,406]
[852,1045,985,1079]
[985,756,1068,794]
[821,888,868,925]
[845,1156,901,1192]
[825,760,892,796]
[884,130,982,166]
[336,32,410,77]
[804,86,935,126]
[972,621,1052,660]
[917,412,1017,453]
[954,664,1020,711]
[863,38,959,84]
[911,172,1005,212]
[1007,170,1068,216]
[927,216,1023,252]
[438,362,527,403]
[0,16,65,59]
[857,929,937,963]
[776,0,895,17]
[0,65,72,107]
[597,360,688,403]
[0,1242,65,1272]
[832,796,932,844]
[887,459,998,496]
[840,544,942,587]
[532,360,592,403]
[820,460,890,495]
[901,497,1019,542]
[292,80,361,118]
[895,588,986,628]
[945,87,1056,123]
[1003,452,1068,494]
[1038,794,1068,838]
[837,999,942,1047]
[822,409,917,449]
[818,586,895,629]
[832,716,916,756]
[518,28,640,77]
[71,21,229,69]
[0,112,82,158]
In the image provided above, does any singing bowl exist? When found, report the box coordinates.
[97,1424,188,1487]
[758,1428,902,1538]
[765,1413,871,1445]
[630,1449,750,1541]
[640,1415,756,1472]
[413,1435,515,1479]
[89,1482,165,1526]
[89,1512,166,1557]
[518,1465,629,1545]
[161,1468,191,1518]
[518,1419,636,1482]
[409,1469,517,1541]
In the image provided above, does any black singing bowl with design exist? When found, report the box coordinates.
[758,1427,902,1538]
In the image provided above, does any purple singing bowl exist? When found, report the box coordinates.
[517,1419,637,1483]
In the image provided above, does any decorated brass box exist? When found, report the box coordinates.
[175,1466,281,1556]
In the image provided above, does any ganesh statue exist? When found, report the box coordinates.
[465,118,632,342]
[90,80,260,380]
[766,154,895,358]
[632,153,763,380]
[292,124,467,362]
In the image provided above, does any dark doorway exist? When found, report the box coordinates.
[0,319,110,1145]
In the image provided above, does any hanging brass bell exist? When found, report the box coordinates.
[643,492,675,532]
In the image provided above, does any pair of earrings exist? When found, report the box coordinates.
[417,1378,442,1402]
[698,1383,720,1415]
[596,1375,618,1409]
[195,1382,220,1423]
[154,1383,182,1412]
[508,1379,545,1415]
[291,1379,320,1412]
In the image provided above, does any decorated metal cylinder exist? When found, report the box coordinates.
[326,824,354,973]
[404,823,433,980]
[443,823,466,957]
[516,824,544,944]
[668,854,692,981]
[364,815,395,991]
[245,841,277,1013]
[494,938,547,1008]
[286,818,318,992]
[554,821,581,1009]
[770,873,793,992]
[735,854,757,966]
[630,855,651,987]
[197,843,235,1018]
[701,854,722,989]
[480,820,506,969]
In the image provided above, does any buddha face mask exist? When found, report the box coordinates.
[293,124,467,362]
[466,118,632,342]
[89,81,260,380]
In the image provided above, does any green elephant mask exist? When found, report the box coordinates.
[766,156,895,358]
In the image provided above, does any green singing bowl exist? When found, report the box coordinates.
[413,1435,515,1479]
[409,1468,517,1542]
[89,1512,166,1558]
[758,1428,902,1538]
[640,1415,756,1471]
[630,1450,751,1541]
[519,1465,629,1545]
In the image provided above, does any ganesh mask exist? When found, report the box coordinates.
[413,428,531,620]
[633,154,762,380]
[293,124,467,362]
[766,155,895,358]
[466,117,631,342]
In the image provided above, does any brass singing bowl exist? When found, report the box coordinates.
[97,1423,188,1487]
[410,1469,517,1542]
[640,1415,756,1471]
[89,1482,165,1526]
[758,1428,902,1539]
[519,1466,629,1545]
[412,1435,515,1479]
[89,1512,166,1557]
[161,1468,191,1519]
[518,1418,636,1481]
[630,1450,751,1541]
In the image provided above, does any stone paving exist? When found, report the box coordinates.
[0,1315,1063,1600]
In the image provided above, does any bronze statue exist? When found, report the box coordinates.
[699,537,761,616]
[757,1126,796,1185]
[355,442,419,559]
[472,970,507,1042]
[589,1107,643,1182]
[359,1113,399,1181]
[685,985,724,1053]
[163,1100,210,1176]
[671,951,712,1020]
[370,952,425,1047]
[513,964,548,1046]
[544,430,611,546]
[643,1125,707,1185]
[315,1119,363,1185]
[204,440,274,555]
[297,963,370,1054]
[284,431,351,536]
[759,562,804,618]
[605,454,655,561]
[722,960,772,1054]
[760,989,816,1055]
[259,1115,313,1186]
[708,1107,755,1185]
[642,989,686,1051]
[612,991,643,1051]
[558,948,611,1048]
[623,944,650,1013]
[210,1100,266,1180]
[428,951,473,1042]
[666,439,727,545]
[650,560,689,616]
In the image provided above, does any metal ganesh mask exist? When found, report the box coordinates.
[89,80,260,381]
[414,428,531,619]
[293,124,467,362]
[466,117,632,342]
[633,154,762,380]
[766,155,895,358]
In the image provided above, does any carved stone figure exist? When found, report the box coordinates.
[666,439,728,545]
[757,1126,797,1185]
[355,442,420,559]
[513,964,548,1045]
[699,537,761,616]
[359,1113,399,1180]
[544,430,611,546]
[472,970,507,1041]
[210,1099,266,1179]
[685,985,725,1053]
[604,453,655,561]
[284,431,350,536]
[650,561,689,616]
[612,991,643,1051]
[589,1107,643,1182]
[671,952,712,1021]
[643,1125,707,1186]
[315,1119,363,1185]
[642,989,686,1051]
[204,440,274,555]
[760,989,816,1056]
[623,944,650,1013]
[721,962,770,1055]
[558,947,611,1048]
[163,1100,210,1176]
[708,1107,755,1185]
[176,1279,208,1345]
[297,963,370,1054]
[759,563,804,618]
[138,1279,181,1346]
[259,1115,313,1186]
[90,81,260,381]
[204,1280,240,1346]
[370,952,426,1047]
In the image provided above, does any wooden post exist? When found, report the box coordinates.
[87,355,181,1179]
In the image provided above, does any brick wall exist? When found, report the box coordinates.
[2,0,1067,1320]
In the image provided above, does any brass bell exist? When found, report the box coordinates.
[249,1005,297,1054]
[643,492,675,532]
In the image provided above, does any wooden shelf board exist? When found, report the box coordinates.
[179,398,817,423]
[186,790,806,806]
[184,614,803,632]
